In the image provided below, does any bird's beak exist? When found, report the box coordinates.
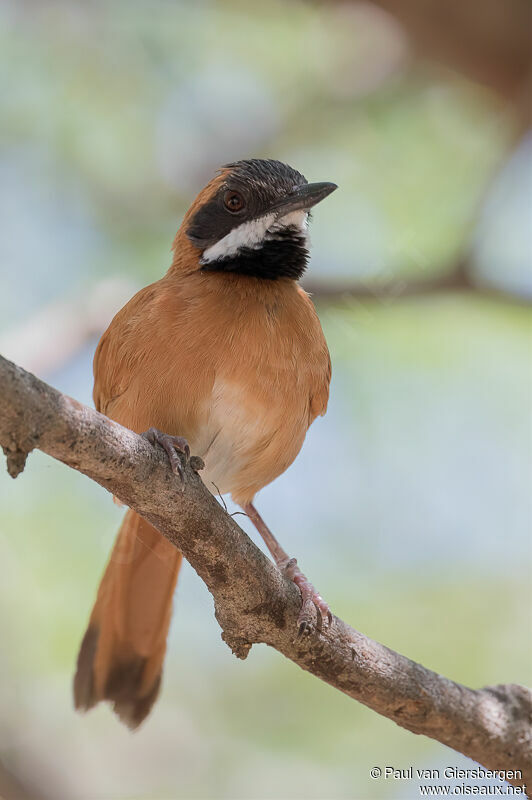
[269,182,338,217]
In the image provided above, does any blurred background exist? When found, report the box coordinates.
[0,1,531,798]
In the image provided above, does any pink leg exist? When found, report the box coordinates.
[242,502,333,636]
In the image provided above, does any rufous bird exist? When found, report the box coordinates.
[74,159,337,728]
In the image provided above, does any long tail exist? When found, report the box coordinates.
[73,510,182,728]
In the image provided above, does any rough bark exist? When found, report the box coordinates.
[0,353,530,791]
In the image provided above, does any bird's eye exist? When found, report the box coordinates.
[223,190,245,213]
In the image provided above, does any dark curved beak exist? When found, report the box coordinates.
[269,181,338,216]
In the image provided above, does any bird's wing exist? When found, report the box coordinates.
[92,276,215,439]
[295,286,331,425]
[93,283,158,420]
[309,347,331,423]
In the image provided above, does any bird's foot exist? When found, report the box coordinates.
[142,427,190,482]
[240,503,332,638]
[281,557,333,637]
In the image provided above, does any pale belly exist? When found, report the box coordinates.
[190,376,308,505]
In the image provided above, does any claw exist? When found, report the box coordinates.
[142,427,190,484]
[297,621,312,639]
[240,503,333,639]
[313,601,323,633]
[282,558,333,637]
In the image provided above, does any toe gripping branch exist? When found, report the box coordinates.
[282,557,333,638]
[142,428,190,482]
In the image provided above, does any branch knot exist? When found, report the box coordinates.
[221,630,252,660]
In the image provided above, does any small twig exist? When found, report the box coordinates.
[211,481,228,513]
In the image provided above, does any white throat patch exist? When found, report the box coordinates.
[201,210,309,265]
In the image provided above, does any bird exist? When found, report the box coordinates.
[73,158,337,729]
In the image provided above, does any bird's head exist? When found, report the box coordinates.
[174,159,337,281]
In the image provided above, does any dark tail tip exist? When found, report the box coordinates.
[73,625,162,729]
[104,660,162,729]
[73,625,99,712]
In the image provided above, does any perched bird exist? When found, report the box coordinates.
[74,159,337,728]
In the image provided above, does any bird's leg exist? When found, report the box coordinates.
[142,427,190,482]
[242,502,333,637]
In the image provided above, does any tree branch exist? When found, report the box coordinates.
[303,260,532,307]
[0,353,530,791]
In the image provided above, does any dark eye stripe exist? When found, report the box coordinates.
[187,159,308,249]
